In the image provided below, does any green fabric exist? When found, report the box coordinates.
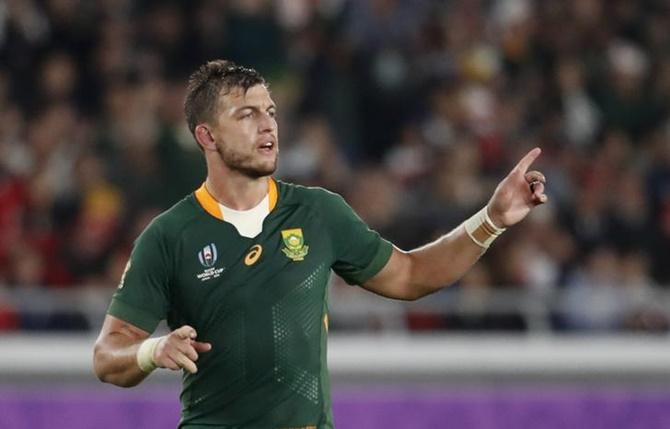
[319,190,393,285]
[107,181,391,428]
[107,298,161,333]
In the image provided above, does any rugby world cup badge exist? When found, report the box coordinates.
[281,228,309,261]
[196,243,224,281]
[198,243,218,267]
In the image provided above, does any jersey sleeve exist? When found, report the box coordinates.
[320,190,393,285]
[106,221,171,333]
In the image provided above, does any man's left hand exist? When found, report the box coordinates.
[487,147,547,228]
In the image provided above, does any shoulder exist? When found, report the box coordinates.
[138,195,201,244]
[276,180,345,208]
[276,180,357,228]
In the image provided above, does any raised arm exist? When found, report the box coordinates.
[93,315,212,387]
[363,147,547,300]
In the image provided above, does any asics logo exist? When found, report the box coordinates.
[244,244,263,266]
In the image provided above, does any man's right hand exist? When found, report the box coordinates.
[153,325,212,374]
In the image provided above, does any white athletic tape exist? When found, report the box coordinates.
[463,206,506,249]
[136,337,162,373]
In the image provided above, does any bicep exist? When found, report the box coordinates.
[360,246,416,300]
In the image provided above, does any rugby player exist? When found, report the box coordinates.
[93,60,547,428]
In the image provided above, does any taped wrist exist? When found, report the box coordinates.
[136,337,162,373]
[463,206,506,249]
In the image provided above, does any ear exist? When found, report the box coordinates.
[195,124,217,151]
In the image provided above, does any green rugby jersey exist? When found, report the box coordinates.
[107,178,393,428]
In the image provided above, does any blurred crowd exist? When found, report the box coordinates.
[1,0,670,333]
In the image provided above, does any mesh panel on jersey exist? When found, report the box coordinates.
[271,263,326,404]
[217,308,246,389]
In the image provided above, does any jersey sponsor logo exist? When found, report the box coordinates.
[244,244,263,266]
[281,228,309,261]
[198,243,218,268]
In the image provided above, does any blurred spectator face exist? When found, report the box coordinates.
[461,44,501,83]
[24,104,78,205]
[46,0,79,22]
[557,59,585,93]
[586,247,619,285]
[347,167,400,230]
[8,244,45,288]
[421,85,460,148]
[280,115,350,189]
[121,84,161,151]
[607,41,648,97]
[434,141,487,208]
[600,131,632,168]
[27,104,75,153]
[496,238,535,287]
[160,81,188,126]
[73,153,123,242]
[230,0,270,15]
[103,82,133,124]
[145,4,184,48]
[493,0,533,63]
[0,107,30,176]
[562,246,629,331]
[571,0,603,25]
[575,182,607,219]
[95,20,132,80]
[614,168,647,222]
[459,85,497,135]
[40,52,77,102]
[620,251,651,287]
[456,263,494,317]
[384,125,430,184]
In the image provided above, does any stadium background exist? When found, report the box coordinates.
[2,0,670,427]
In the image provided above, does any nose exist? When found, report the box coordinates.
[258,112,276,134]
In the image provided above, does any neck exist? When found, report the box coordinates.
[205,172,269,211]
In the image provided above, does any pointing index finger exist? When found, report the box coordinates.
[514,147,542,174]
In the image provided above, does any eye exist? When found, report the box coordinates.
[240,112,254,119]
[268,110,277,118]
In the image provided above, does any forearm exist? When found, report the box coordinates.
[363,209,500,301]
[405,225,486,299]
[93,332,150,388]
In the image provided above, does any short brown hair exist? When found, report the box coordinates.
[184,60,266,136]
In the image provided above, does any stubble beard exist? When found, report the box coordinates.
[216,143,278,178]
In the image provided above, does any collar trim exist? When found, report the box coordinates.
[194,177,279,221]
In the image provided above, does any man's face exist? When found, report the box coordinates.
[209,84,278,178]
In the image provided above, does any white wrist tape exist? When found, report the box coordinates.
[463,206,506,249]
[136,337,162,373]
